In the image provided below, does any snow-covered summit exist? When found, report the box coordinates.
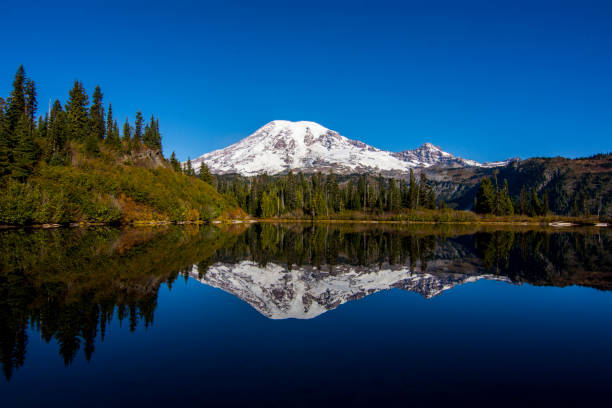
[191,120,512,176]
[189,261,511,319]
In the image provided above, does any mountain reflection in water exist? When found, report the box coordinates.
[1,223,611,380]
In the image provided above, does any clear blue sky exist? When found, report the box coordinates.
[2,0,611,162]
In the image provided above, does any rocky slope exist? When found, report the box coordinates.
[189,260,510,319]
[192,120,511,176]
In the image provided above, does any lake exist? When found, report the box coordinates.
[1,223,612,406]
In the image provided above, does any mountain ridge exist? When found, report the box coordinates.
[191,120,514,176]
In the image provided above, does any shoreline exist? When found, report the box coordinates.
[0,218,608,230]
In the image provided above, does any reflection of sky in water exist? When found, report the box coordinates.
[2,226,612,406]
[9,277,612,406]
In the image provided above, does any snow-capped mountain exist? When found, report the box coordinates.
[189,261,511,319]
[191,120,513,176]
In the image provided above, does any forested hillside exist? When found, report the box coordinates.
[427,155,612,217]
[0,66,236,225]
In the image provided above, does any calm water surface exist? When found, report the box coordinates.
[1,223,612,407]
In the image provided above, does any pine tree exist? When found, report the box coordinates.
[409,169,417,209]
[48,100,67,163]
[122,117,132,152]
[498,179,514,215]
[24,78,37,129]
[0,97,9,175]
[6,65,26,134]
[105,103,121,149]
[11,113,37,180]
[185,158,194,176]
[530,189,541,217]
[198,162,214,184]
[65,80,89,141]
[133,110,143,145]
[170,151,181,172]
[475,177,496,214]
[153,118,161,150]
[418,173,430,208]
[89,85,105,140]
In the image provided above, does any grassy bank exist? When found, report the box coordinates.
[255,208,609,226]
[0,143,242,226]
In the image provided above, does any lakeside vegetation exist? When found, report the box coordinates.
[213,172,609,225]
[0,66,237,225]
[0,65,608,227]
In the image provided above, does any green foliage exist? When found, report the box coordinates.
[6,65,25,133]
[143,114,161,150]
[133,110,143,145]
[0,65,235,225]
[170,151,181,172]
[89,85,105,140]
[65,80,89,142]
[475,177,496,214]
[216,172,440,219]
[10,114,37,181]
[198,162,214,184]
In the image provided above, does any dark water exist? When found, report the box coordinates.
[1,223,612,407]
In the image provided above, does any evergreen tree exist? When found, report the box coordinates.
[48,100,67,163]
[357,175,366,210]
[0,98,9,175]
[133,110,143,145]
[11,113,37,180]
[154,118,161,150]
[185,158,194,176]
[426,187,436,209]
[475,177,496,214]
[105,103,121,149]
[65,80,89,141]
[170,151,181,172]
[409,169,417,209]
[198,162,214,184]
[24,78,37,128]
[89,85,105,140]
[418,173,429,208]
[122,117,132,151]
[498,180,514,215]
[388,179,401,210]
[6,65,26,134]
[85,133,99,155]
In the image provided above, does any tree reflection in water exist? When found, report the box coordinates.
[1,223,611,379]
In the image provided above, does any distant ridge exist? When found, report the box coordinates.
[190,120,513,176]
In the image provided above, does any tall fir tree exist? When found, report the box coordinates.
[170,151,181,172]
[409,169,417,209]
[122,117,132,152]
[198,162,214,184]
[0,97,9,175]
[133,110,143,145]
[65,80,89,141]
[474,177,496,214]
[418,173,429,208]
[89,85,105,140]
[185,158,194,176]
[6,65,26,135]
[10,113,37,180]
[24,79,37,130]
[48,100,67,163]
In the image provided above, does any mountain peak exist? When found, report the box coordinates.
[191,120,509,176]
[420,142,442,151]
